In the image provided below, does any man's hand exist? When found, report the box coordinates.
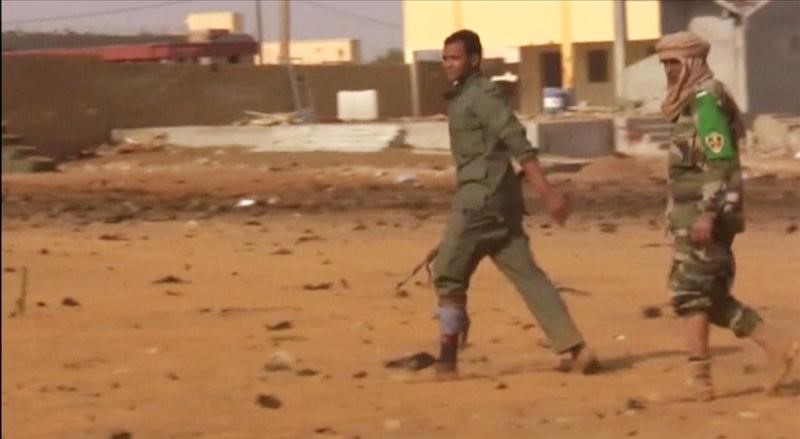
[691,213,715,245]
[544,192,570,226]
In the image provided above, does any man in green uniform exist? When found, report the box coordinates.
[657,31,798,400]
[431,30,599,377]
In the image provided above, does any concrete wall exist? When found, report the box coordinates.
[520,40,655,113]
[403,0,661,63]
[186,12,243,33]
[745,1,800,115]
[261,39,361,65]
[1,56,412,158]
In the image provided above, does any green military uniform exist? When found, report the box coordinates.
[432,72,584,354]
[666,78,762,337]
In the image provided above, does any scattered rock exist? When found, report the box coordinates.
[152,275,188,285]
[255,394,282,409]
[641,306,663,319]
[742,364,758,375]
[352,223,368,231]
[786,224,798,234]
[296,368,320,377]
[598,222,619,234]
[98,234,128,241]
[496,382,508,390]
[266,321,293,331]
[339,278,350,289]
[394,289,410,298]
[296,235,323,244]
[62,297,81,307]
[245,220,262,226]
[303,282,333,291]
[625,398,646,410]
[352,371,368,379]
[314,427,337,435]
[272,247,292,256]
[164,290,183,297]
[36,301,47,307]
[166,372,180,381]
[39,248,50,255]
[384,352,436,371]
[264,351,295,372]
[522,323,536,331]
[109,431,133,439]
[3,267,15,273]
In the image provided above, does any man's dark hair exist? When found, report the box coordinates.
[444,29,482,58]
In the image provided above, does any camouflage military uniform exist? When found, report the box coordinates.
[432,72,584,354]
[666,78,762,337]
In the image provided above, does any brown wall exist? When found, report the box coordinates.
[2,56,413,158]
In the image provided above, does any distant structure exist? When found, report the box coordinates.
[2,11,257,65]
[186,11,244,35]
[259,38,361,65]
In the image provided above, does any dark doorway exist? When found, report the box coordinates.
[541,51,562,88]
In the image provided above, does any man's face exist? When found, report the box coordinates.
[442,41,479,83]
[662,58,682,85]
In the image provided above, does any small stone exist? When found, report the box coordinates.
[352,371,368,379]
[266,321,293,331]
[598,222,619,234]
[39,248,50,255]
[296,368,319,377]
[99,234,128,241]
[303,282,333,291]
[625,398,646,410]
[166,372,180,381]
[62,297,81,307]
[641,306,663,319]
[786,224,798,234]
[395,289,410,298]
[109,431,132,439]
[496,382,508,390]
[264,351,295,372]
[742,364,758,374]
[151,275,187,285]
[272,247,292,255]
[339,278,350,289]
[314,427,336,435]
[256,394,282,409]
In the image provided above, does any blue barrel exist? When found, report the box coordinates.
[543,87,565,114]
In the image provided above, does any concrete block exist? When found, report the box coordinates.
[337,90,379,121]
[112,124,405,153]
[537,118,614,158]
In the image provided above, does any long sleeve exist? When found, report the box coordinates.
[470,82,538,164]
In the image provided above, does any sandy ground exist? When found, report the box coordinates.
[2,148,799,438]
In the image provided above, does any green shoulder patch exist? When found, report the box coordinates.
[695,90,735,160]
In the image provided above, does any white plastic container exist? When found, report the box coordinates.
[337,90,379,121]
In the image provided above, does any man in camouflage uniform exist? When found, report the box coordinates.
[658,31,798,400]
[431,30,599,377]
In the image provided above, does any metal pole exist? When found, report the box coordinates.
[255,0,264,64]
[279,0,290,65]
[613,0,628,102]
